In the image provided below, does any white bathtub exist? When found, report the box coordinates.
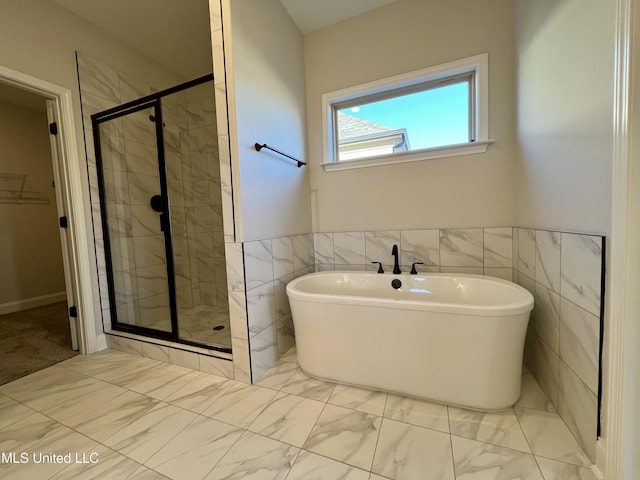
[286,271,534,411]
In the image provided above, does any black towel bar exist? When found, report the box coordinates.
[254,143,306,168]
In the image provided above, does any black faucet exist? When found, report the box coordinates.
[391,244,401,274]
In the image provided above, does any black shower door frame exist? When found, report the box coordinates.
[91,74,230,353]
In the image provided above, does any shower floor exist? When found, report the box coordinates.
[140,304,231,348]
[179,304,231,347]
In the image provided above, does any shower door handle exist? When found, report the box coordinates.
[150,195,168,232]
[150,194,163,212]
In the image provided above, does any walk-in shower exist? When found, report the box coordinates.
[92,75,230,352]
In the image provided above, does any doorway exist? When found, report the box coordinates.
[0,82,81,383]
[0,65,99,360]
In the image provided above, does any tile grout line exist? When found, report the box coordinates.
[367,389,391,476]
[446,405,457,479]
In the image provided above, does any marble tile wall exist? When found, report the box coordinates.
[226,234,315,383]
[176,83,227,311]
[105,333,234,379]
[313,227,514,280]
[513,228,604,462]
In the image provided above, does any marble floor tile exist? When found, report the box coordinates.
[516,370,556,413]
[514,407,591,467]
[0,412,69,454]
[124,363,203,400]
[383,394,450,433]
[56,349,145,377]
[254,359,299,390]
[0,393,35,430]
[205,431,299,480]
[0,427,98,480]
[328,384,388,416]
[281,369,336,402]
[37,381,129,426]
[50,444,141,480]
[90,357,163,387]
[536,456,598,480]
[129,466,171,480]
[372,418,454,480]
[451,436,543,480]
[201,381,277,428]
[248,392,325,447]
[303,404,382,470]
[103,402,198,464]
[0,343,598,480]
[67,389,160,442]
[286,450,370,480]
[145,415,243,480]
[164,372,229,413]
[0,366,98,406]
[448,407,531,453]
[1,421,101,480]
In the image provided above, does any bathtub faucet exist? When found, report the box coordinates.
[391,244,401,274]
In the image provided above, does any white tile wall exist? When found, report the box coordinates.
[313,227,513,277]
[241,233,314,383]
[440,228,484,268]
[513,227,604,462]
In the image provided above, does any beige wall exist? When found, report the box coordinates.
[0,99,65,304]
[227,0,311,241]
[304,0,516,232]
[0,0,187,331]
[0,0,184,160]
[514,0,615,235]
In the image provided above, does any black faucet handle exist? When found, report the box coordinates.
[410,262,424,274]
[371,261,384,274]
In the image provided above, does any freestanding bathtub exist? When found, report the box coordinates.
[286,271,534,411]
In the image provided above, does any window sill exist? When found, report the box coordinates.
[320,140,495,172]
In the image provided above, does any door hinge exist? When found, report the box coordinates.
[69,306,78,318]
[49,122,58,135]
[59,216,68,228]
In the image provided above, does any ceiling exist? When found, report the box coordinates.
[280,0,398,33]
[49,0,398,78]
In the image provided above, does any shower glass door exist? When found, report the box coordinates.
[95,100,177,337]
[92,74,231,352]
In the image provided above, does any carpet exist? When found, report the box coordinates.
[0,301,78,385]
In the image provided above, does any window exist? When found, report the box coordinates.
[321,54,492,171]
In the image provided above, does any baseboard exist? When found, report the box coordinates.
[0,292,67,316]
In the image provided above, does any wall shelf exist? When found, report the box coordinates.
[0,173,50,205]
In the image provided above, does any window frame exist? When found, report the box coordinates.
[321,53,492,171]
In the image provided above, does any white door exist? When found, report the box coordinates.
[45,99,79,350]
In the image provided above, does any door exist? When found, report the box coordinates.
[46,100,79,350]
[94,100,178,338]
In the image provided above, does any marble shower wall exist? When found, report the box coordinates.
[226,234,314,383]
[171,83,227,311]
[313,227,514,279]
[513,228,604,462]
